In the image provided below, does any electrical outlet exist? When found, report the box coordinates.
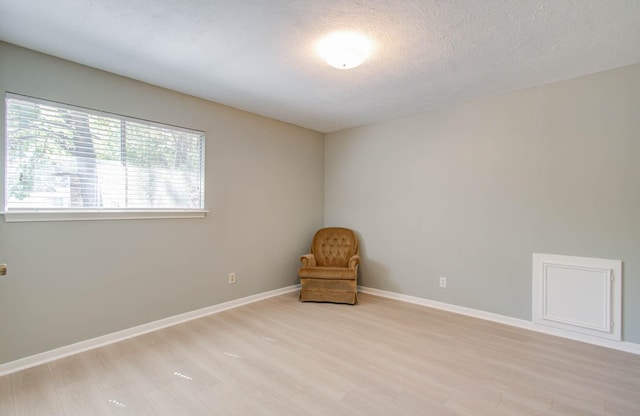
[439,276,447,288]
[228,272,236,284]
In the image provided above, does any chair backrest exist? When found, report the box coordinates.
[311,227,359,268]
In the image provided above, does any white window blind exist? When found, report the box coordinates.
[4,93,205,214]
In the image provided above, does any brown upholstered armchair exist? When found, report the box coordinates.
[298,227,360,304]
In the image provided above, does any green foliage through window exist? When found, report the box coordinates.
[4,93,205,210]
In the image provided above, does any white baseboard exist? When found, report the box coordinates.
[358,286,640,355]
[0,285,300,377]
[4,283,637,377]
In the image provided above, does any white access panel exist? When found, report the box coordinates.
[532,254,622,341]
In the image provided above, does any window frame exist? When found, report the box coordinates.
[2,92,208,222]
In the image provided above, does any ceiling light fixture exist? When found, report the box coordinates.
[316,31,374,70]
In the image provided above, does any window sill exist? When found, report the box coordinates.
[2,210,208,223]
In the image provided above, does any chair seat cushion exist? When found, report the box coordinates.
[298,267,357,280]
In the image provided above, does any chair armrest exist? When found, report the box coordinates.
[300,254,316,267]
[349,255,360,269]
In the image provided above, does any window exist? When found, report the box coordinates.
[4,93,206,221]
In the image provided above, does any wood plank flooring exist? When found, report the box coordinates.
[1,292,638,415]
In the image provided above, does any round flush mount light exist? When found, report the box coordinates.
[316,31,375,69]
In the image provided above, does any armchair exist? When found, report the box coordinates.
[298,227,360,304]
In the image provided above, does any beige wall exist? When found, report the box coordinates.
[325,64,640,342]
[0,42,324,364]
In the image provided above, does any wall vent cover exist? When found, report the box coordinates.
[532,253,621,341]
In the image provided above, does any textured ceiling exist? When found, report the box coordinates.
[1,0,639,133]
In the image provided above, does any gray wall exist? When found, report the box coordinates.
[0,42,324,364]
[325,64,640,343]
[2,41,638,366]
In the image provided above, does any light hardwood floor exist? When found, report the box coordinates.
[1,292,638,415]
